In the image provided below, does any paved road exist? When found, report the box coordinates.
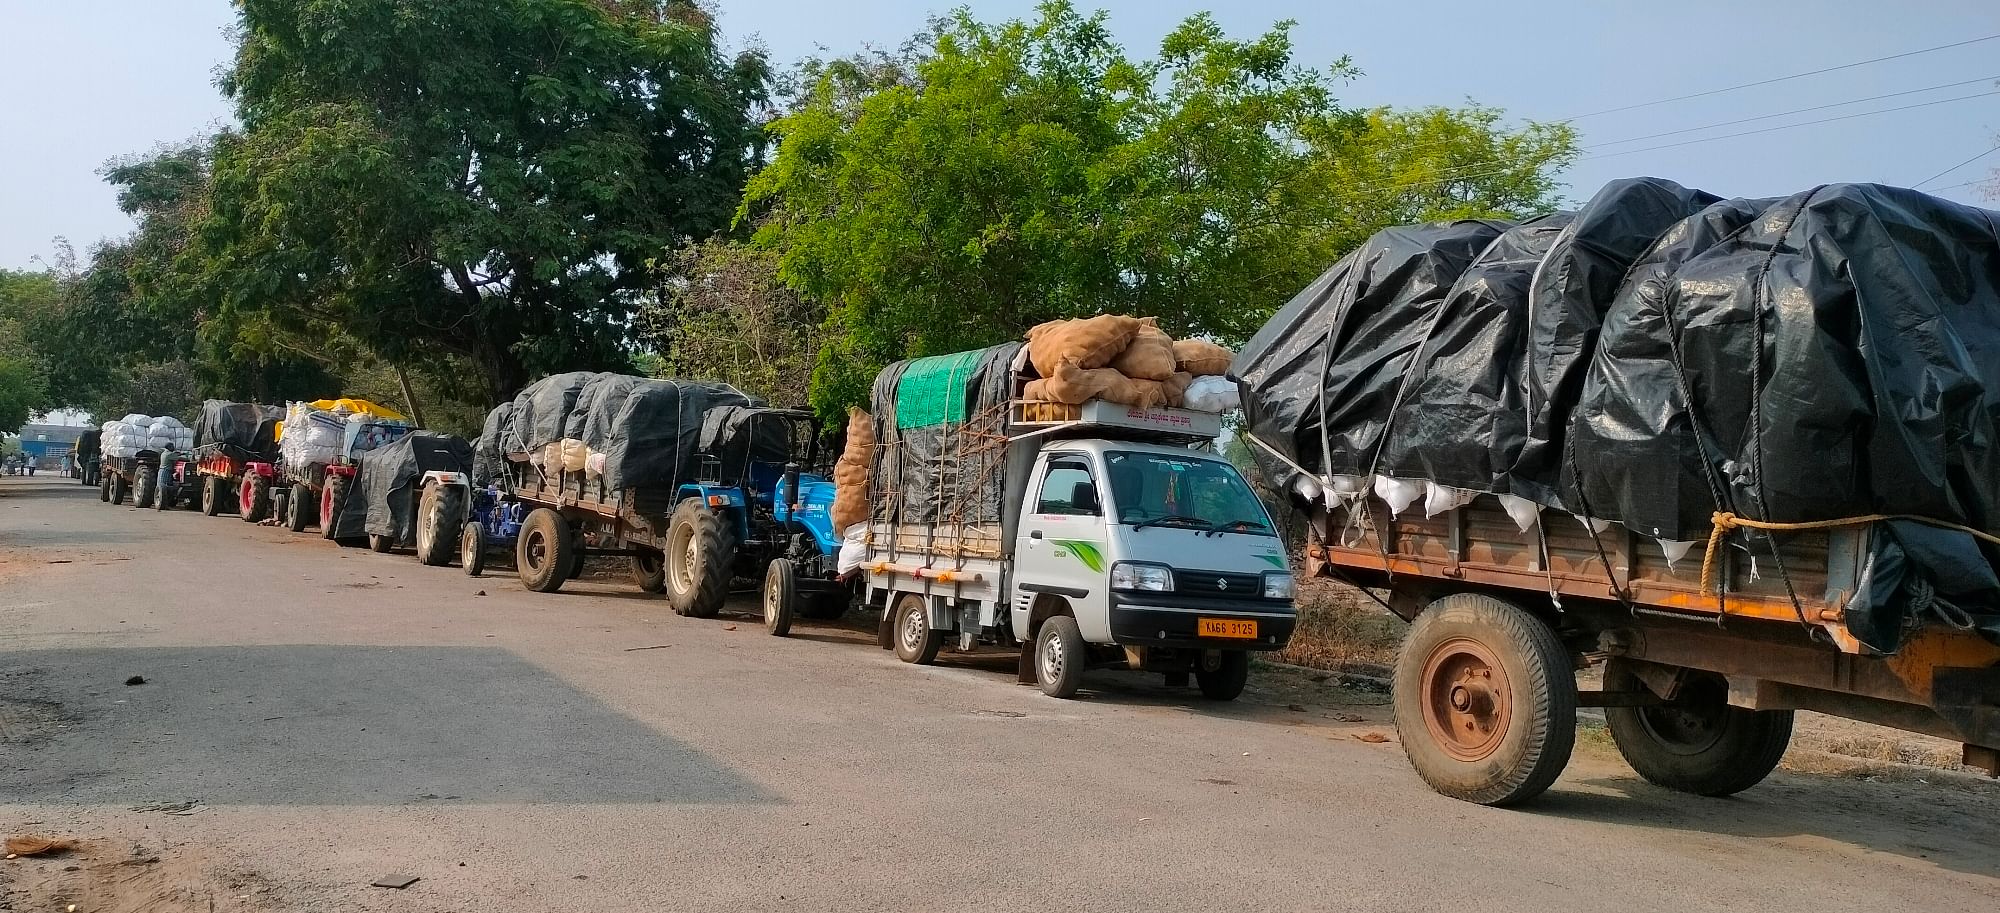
[3,475,1997,912]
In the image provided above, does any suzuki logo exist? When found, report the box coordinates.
[1216,578,1229,591]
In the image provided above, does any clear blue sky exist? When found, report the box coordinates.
[5,0,1999,271]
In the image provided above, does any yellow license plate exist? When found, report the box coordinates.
[1198,618,1258,639]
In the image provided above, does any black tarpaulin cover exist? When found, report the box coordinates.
[869,343,1020,526]
[697,406,793,486]
[591,378,753,491]
[1374,214,1575,491]
[471,400,516,487]
[329,431,473,543]
[1509,177,1722,505]
[194,400,284,456]
[1563,196,1780,534]
[1235,219,1511,494]
[511,371,602,455]
[1566,183,2000,649]
[485,372,755,491]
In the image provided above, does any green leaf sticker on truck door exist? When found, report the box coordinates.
[1053,540,1105,573]
[1256,553,1286,569]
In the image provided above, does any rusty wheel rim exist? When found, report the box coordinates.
[1420,637,1510,762]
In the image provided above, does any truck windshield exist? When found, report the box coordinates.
[1103,451,1274,536]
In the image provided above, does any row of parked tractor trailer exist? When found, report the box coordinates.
[78,176,2000,808]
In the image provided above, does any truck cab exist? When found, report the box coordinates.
[867,394,1296,701]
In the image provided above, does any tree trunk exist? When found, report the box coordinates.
[395,365,427,428]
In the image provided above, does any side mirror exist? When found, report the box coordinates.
[1070,480,1099,515]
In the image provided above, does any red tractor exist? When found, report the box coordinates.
[190,401,286,520]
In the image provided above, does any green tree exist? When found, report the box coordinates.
[638,239,822,407]
[745,1,1576,417]
[201,0,770,404]
[0,270,55,430]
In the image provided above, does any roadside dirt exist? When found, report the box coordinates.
[1,838,282,913]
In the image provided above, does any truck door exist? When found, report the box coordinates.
[1013,452,1113,642]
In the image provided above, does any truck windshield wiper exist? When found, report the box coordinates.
[1130,514,1215,531]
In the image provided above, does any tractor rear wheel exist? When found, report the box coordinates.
[664,498,734,618]
[240,475,272,523]
[416,483,465,566]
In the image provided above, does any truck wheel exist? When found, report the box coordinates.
[1603,660,1792,796]
[320,476,347,539]
[201,476,225,515]
[664,497,734,618]
[99,472,111,502]
[892,594,944,665]
[133,470,156,509]
[461,521,487,576]
[1196,651,1252,701]
[112,473,130,505]
[240,475,272,523]
[416,483,465,567]
[285,484,313,532]
[516,507,574,593]
[631,550,667,593]
[367,534,391,553]
[154,468,175,511]
[1393,593,1576,806]
[763,558,798,637]
[1034,614,1087,699]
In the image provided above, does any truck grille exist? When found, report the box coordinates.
[1177,570,1264,597]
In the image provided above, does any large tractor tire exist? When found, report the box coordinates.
[240,474,273,523]
[516,507,576,594]
[285,483,314,532]
[1393,593,1577,807]
[133,469,156,510]
[99,471,111,502]
[415,483,466,567]
[631,550,667,594]
[663,498,734,618]
[200,475,227,516]
[320,475,348,540]
[1603,659,1793,797]
[112,473,130,506]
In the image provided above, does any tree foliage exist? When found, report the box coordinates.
[745,1,1577,417]
[199,0,771,404]
[638,239,821,407]
[0,270,55,431]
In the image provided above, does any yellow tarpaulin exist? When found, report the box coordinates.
[276,398,408,440]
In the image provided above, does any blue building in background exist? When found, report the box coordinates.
[14,422,88,469]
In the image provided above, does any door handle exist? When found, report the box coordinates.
[1029,530,1044,539]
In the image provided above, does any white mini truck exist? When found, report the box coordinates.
[861,348,1296,700]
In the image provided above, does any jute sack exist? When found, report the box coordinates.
[1026,360,1123,404]
[1099,374,1168,410]
[1162,371,1194,408]
[1173,338,1233,377]
[1026,315,1143,377]
[830,407,875,531]
[1108,318,1177,381]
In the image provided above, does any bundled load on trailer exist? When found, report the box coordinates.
[326,431,474,552]
[855,319,1294,699]
[190,400,286,518]
[1236,177,2000,806]
[441,372,847,628]
[96,412,192,507]
[275,398,413,534]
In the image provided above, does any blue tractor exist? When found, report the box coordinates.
[434,406,848,634]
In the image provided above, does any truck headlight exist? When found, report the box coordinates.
[1111,562,1174,592]
[1262,572,1295,600]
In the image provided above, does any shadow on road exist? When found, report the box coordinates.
[0,644,775,806]
[1534,773,2000,880]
